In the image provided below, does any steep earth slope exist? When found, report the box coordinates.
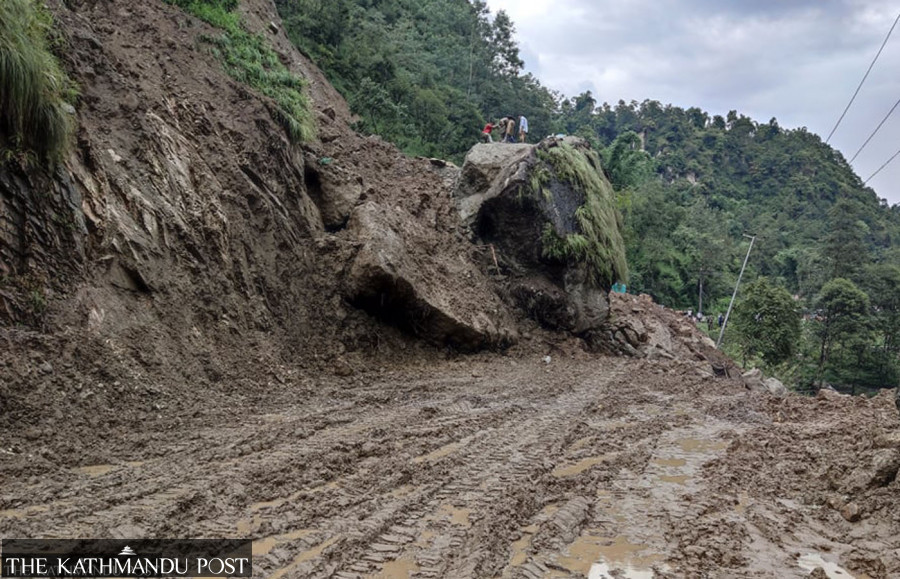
[1,0,521,445]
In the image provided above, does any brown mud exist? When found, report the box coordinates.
[2,350,898,578]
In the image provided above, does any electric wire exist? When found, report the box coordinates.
[864,146,900,184]
[825,11,900,144]
[849,95,900,163]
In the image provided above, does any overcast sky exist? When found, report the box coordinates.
[484,0,900,205]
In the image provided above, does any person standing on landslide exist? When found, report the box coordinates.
[506,116,517,143]
[481,121,496,143]
[518,115,529,143]
[497,117,509,142]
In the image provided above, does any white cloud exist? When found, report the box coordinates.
[485,0,900,203]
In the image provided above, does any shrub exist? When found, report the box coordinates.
[0,0,76,164]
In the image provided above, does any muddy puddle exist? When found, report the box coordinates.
[675,437,728,452]
[253,529,315,556]
[552,454,615,477]
[369,555,418,578]
[429,504,472,528]
[556,533,664,578]
[656,474,690,485]
[412,436,473,464]
[269,536,340,579]
[797,553,863,578]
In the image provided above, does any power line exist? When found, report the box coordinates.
[825,11,900,144]
[849,95,900,163]
[864,146,900,184]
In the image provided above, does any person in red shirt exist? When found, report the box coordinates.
[482,121,496,143]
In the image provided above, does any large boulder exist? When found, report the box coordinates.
[742,368,767,393]
[454,138,627,342]
[344,202,516,350]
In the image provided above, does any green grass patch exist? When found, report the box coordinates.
[539,143,629,288]
[166,0,314,144]
[0,0,76,164]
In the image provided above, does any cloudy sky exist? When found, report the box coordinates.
[484,0,900,205]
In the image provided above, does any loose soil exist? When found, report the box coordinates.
[2,349,898,578]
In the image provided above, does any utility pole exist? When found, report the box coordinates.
[716,234,756,349]
[697,268,707,317]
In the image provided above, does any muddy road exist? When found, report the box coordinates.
[2,353,898,578]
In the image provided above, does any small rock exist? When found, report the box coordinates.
[268,22,279,34]
[873,432,900,449]
[38,362,53,375]
[808,568,828,579]
[542,355,551,364]
[841,502,861,522]
[333,358,354,377]
[817,388,846,401]
[763,377,787,398]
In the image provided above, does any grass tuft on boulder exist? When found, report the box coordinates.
[538,142,628,289]
[0,0,76,164]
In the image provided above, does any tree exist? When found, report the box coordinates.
[813,278,870,387]
[490,10,523,77]
[824,199,869,281]
[733,278,800,367]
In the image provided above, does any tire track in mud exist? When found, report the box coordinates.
[4,358,885,578]
[319,362,631,579]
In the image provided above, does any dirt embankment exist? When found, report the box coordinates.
[1,0,520,441]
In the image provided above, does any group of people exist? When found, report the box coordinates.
[482,115,528,144]
[685,309,726,331]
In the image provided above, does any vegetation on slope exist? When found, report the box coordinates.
[167,0,314,143]
[0,0,76,164]
[581,99,900,392]
[274,0,555,160]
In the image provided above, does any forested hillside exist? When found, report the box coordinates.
[564,99,900,392]
[277,0,900,392]
[274,0,555,159]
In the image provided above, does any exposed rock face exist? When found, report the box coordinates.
[344,203,516,350]
[455,143,533,227]
[454,138,626,343]
[303,157,363,230]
